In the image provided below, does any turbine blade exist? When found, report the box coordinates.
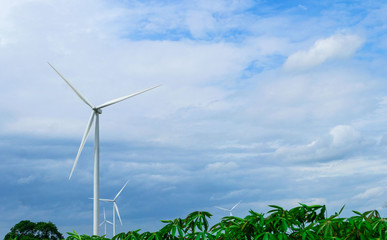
[99,198,114,202]
[215,206,230,211]
[48,62,95,109]
[99,221,104,227]
[69,112,95,179]
[114,180,129,200]
[231,201,241,211]
[114,202,123,225]
[106,221,113,225]
[96,85,161,109]
[103,208,106,220]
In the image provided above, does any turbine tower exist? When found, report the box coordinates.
[216,201,241,216]
[100,180,129,236]
[49,63,160,235]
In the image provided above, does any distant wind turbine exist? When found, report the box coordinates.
[100,208,113,236]
[49,63,160,235]
[100,180,129,236]
[216,201,241,216]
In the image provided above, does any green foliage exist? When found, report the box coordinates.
[4,220,63,240]
[31,203,387,240]
[67,231,110,240]
[157,204,387,239]
[159,218,185,239]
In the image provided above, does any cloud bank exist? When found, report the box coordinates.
[284,33,364,70]
[1,0,387,238]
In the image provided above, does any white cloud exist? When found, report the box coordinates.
[292,158,387,181]
[205,161,238,171]
[186,10,215,38]
[284,33,364,70]
[330,125,361,147]
[17,175,36,185]
[2,117,84,137]
[275,125,365,162]
[210,188,261,201]
[214,152,267,159]
[353,187,385,200]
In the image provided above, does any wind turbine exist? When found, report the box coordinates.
[49,63,160,235]
[100,208,113,236]
[215,201,241,216]
[100,180,129,236]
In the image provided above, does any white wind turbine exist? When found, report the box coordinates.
[100,180,129,236]
[216,201,241,216]
[49,63,160,235]
[100,208,113,236]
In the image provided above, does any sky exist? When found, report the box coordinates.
[1,0,387,237]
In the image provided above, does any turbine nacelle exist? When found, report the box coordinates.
[93,108,102,114]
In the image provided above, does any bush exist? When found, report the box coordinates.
[4,220,63,240]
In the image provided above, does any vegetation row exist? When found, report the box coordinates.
[6,203,387,240]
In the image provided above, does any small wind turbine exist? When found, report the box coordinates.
[216,201,241,216]
[100,208,112,236]
[49,63,160,235]
[100,180,129,236]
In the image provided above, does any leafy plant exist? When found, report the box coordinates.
[56,203,387,240]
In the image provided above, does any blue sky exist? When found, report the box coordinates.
[1,0,387,237]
